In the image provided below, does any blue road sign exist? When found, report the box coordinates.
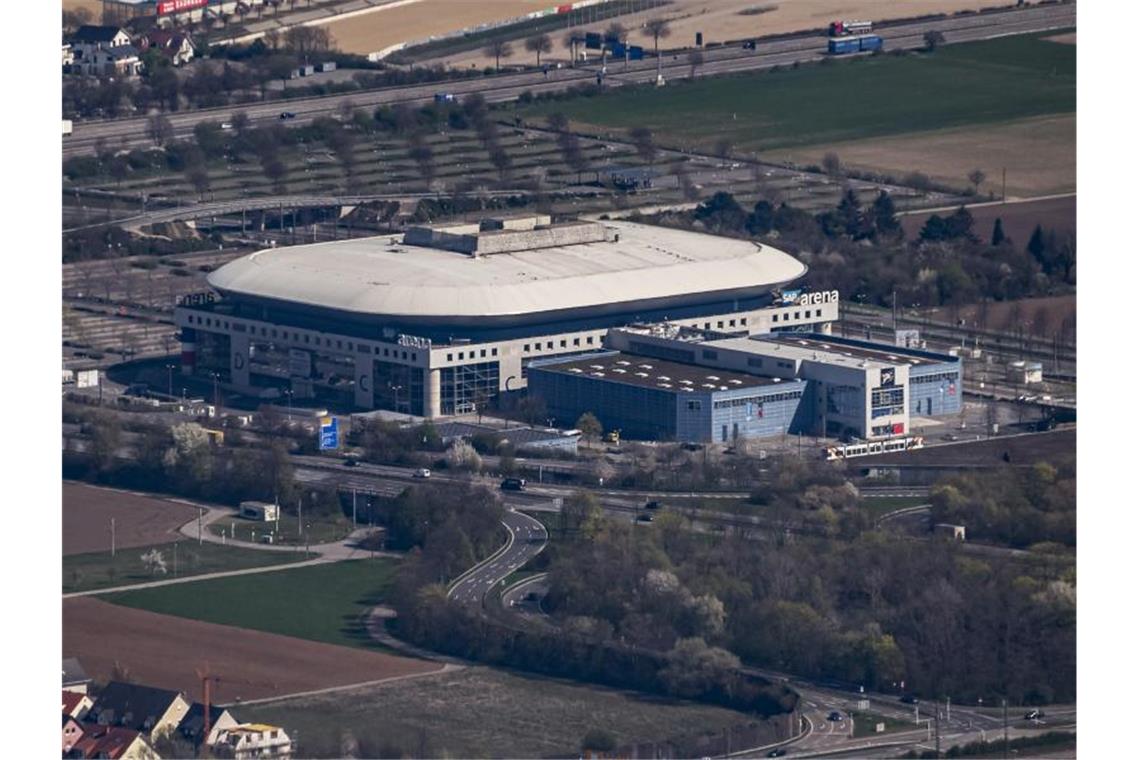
[319,416,339,451]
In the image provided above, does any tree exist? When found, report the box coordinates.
[141,548,168,577]
[991,217,1007,246]
[581,729,616,753]
[687,49,704,79]
[576,412,602,441]
[694,191,747,234]
[284,25,333,59]
[821,151,843,178]
[713,137,732,159]
[446,440,482,472]
[968,168,986,194]
[483,40,514,72]
[1027,224,1046,262]
[629,126,656,163]
[645,17,672,81]
[871,191,900,237]
[923,30,946,51]
[546,112,569,133]
[525,33,553,67]
[147,113,174,147]
[659,637,741,698]
[563,29,584,67]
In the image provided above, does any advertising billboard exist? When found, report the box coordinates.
[157,0,208,15]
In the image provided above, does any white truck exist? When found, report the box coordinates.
[62,119,73,137]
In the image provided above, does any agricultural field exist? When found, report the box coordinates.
[106,558,400,650]
[242,664,761,759]
[63,540,313,594]
[899,195,1076,247]
[519,31,1075,156]
[63,596,440,703]
[771,113,1075,198]
[63,482,196,555]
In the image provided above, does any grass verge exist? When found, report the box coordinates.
[852,711,914,738]
[105,558,398,650]
[63,539,313,594]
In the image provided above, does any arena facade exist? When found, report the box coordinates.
[174,216,835,418]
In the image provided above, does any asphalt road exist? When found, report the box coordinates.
[446,508,547,610]
[62,4,1074,158]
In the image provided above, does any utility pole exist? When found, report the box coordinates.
[198,508,203,545]
[1001,167,1007,202]
[297,497,302,538]
[934,704,941,756]
[352,489,357,526]
[1002,698,1009,759]
[110,518,116,557]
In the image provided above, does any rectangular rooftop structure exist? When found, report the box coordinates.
[532,352,784,391]
[402,217,613,257]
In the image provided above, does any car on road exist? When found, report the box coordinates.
[500,477,526,491]
[767,749,786,758]
[434,92,456,103]
[645,500,660,510]
[899,695,919,704]
[827,711,844,722]
[413,467,431,479]
[220,122,233,130]
[279,111,296,120]
[637,513,655,523]
[342,456,358,467]
[1024,709,1044,720]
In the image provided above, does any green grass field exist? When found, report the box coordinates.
[520,31,1075,153]
[62,540,313,594]
[852,711,914,738]
[106,558,398,649]
[208,512,354,547]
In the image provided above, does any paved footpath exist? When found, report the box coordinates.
[64,502,401,599]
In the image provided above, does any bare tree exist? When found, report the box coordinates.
[644,17,672,81]
[822,151,843,178]
[923,30,946,51]
[525,33,553,68]
[968,168,987,194]
[147,113,174,147]
[629,126,657,163]
[563,29,585,67]
[483,40,514,72]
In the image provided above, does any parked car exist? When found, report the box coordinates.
[342,456,358,467]
[434,92,456,103]
[637,514,655,523]
[279,111,296,120]
[767,750,786,758]
[827,711,843,722]
[900,695,919,704]
[645,500,660,510]
[413,468,431,479]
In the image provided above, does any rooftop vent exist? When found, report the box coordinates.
[702,383,717,389]
[591,372,606,377]
[638,364,653,369]
[681,386,694,392]
[616,360,631,366]
[590,365,604,370]
[612,368,627,374]
[568,368,583,373]
[705,375,720,381]
[657,375,671,381]
[634,372,649,378]
[729,379,743,385]
[658,383,673,389]
[679,379,693,385]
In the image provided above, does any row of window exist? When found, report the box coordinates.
[871,387,905,409]
[771,309,824,323]
[871,405,905,419]
[713,390,802,409]
[522,334,600,354]
[911,371,960,385]
[446,346,499,362]
[187,314,420,363]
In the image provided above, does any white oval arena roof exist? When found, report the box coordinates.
[207,221,807,319]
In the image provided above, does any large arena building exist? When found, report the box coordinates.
[174,216,834,417]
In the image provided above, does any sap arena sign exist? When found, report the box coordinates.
[782,290,839,307]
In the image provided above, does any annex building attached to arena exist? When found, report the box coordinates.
[174,215,834,419]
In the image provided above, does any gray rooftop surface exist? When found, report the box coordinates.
[532,352,790,393]
[764,334,948,367]
[207,220,806,319]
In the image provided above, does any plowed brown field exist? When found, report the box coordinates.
[63,597,443,702]
[64,483,198,556]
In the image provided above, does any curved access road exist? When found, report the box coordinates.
[446,508,547,610]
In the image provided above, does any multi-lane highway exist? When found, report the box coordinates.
[62,3,1074,158]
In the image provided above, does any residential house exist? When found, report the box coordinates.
[175,702,240,751]
[70,25,132,66]
[62,714,85,755]
[213,723,293,759]
[67,725,158,760]
[63,690,95,720]
[139,30,196,66]
[88,681,192,744]
[63,657,93,695]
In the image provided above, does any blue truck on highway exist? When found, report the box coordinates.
[828,34,883,54]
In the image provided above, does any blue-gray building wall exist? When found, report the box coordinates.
[705,382,809,443]
[910,362,962,417]
[528,366,679,441]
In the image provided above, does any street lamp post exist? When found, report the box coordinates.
[166,363,175,399]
